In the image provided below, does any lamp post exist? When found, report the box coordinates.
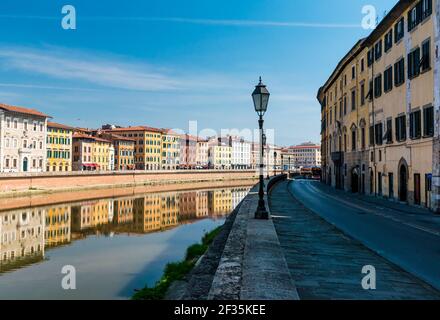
[252,77,270,220]
[274,151,277,176]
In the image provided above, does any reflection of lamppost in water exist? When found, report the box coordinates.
[252,77,270,220]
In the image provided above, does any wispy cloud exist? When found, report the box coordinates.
[0,15,361,29]
[0,46,182,91]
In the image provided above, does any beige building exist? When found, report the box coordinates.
[0,103,50,173]
[318,0,439,212]
[196,139,209,168]
[284,143,322,169]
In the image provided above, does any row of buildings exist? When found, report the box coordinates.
[0,103,321,173]
[317,0,439,212]
[0,187,250,272]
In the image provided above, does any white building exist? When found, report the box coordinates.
[109,145,115,171]
[0,104,50,173]
[229,137,251,170]
[284,142,321,169]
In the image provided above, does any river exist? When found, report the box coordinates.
[0,185,252,300]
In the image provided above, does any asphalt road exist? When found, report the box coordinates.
[288,179,440,292]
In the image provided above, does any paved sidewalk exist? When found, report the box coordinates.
[269,180,440,300]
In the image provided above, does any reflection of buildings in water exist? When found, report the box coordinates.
[71,199,112,232]
[45,205,71,247]
[133,194,163,233]
[0,208,45,272]
[113,198,134,225]
[160,194,179,229]
[196,191,209,218]
[208,189,233,217]
[179,192,197,220]
[231,188,249,210]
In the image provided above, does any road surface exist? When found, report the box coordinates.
[286,179,440,293]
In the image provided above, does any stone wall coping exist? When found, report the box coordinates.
[208,175,299,300]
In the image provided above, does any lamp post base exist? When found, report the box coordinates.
[255,199,269,220]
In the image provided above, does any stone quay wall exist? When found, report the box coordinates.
[0,170,258,196]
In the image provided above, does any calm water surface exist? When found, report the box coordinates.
[0,186,251,299]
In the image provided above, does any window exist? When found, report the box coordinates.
[369,126,375,146]
[385,30,393,52]
[361,127,366,149]
[374,74,382,98]
[384,66,393,92]
[351,130,356,151]
[343,96,347,115]
[361,58,365,72]
[366,80,373,101]
[24,121,28,131]
[374,41,382,61]
[410,110,422,139]
[396,115,407,142]
[408,2,422,31]
[423,106,434,137]
[367,49,374,66]
[375,123,383,145]
[421,39,431,71]
[386,119,393,143]
[351,90,356,111]
[339,100,343,118]
[408,48,421,79]
[352,65,356,79]
[422,0,432,20]
[394,58,405,86]
[6,118,10,128]
[360,83,365,106]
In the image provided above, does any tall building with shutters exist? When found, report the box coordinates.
[318,0,440,212]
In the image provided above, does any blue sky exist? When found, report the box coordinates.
[0,0,397,146]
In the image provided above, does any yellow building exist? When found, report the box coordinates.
[208,143,232,170]
[318,0,439,212]
[46,122,73,172]
[93,137,113,171]
[106,126,163,170]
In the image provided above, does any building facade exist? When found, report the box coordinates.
[318,0,440,211]
[284,143,322,169]
[208,143,232,170]
[180,134,197,169]
[46,122,73,172]
[196,139,209,168]
[229,137,251,169]
[105,126,162,170]
[161,129,180,170]
[0,104,50,173]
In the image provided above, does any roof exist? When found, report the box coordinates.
[47,121,74,130]
[105,126,163,133]
[72,132,111,143]
[0,103,51,118]
[107,134,136,142]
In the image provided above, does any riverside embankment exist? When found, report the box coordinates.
[0,170,257,198]
[167,175,300,300]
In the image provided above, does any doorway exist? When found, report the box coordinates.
[22,157,28,172]
[399,164,408,202]
[414,174,421,205]
[351,168,359,193]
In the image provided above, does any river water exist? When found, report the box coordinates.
[0,185,252,300]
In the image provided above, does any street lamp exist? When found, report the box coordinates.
[252,77,270,220]
[274,151,277,176]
